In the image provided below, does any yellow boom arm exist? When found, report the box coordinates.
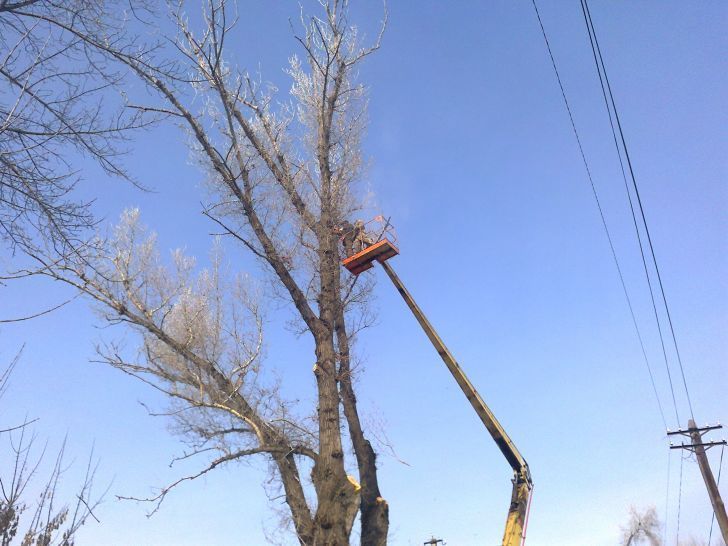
[380,261,532,546]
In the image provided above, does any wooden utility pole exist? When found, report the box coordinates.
[668,420,728,542]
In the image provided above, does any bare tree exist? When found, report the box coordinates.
[18,1,389,544]
[0,0,150,255]
[621,506,662,546]
[0,350,102,546]
[619,505,723,546]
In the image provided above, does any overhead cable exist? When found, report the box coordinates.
[530,0,668,430]
[676,454,684,544]
[579,0,695,424]
[664,449,671,545]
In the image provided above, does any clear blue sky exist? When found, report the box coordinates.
[1,1,726,545]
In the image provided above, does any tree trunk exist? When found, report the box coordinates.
[334,291,389,545]
[309,224,359,544]
[310,332,362,544]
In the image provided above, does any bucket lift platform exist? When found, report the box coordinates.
[342,239,399,275]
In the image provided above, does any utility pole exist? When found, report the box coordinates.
[423,538,444,546]
[668,420,728,542]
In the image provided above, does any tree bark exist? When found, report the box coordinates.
[334,290,389,545]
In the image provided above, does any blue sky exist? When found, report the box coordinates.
[1,1,726,545]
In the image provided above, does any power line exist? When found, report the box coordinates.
[530,0,668,431]
[577,0,679,428]
[676,454,684,544]
[579,0,695,425]
[664,449,671,545]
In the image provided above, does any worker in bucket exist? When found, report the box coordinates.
[353,220,373,253]
[339,219,372,257]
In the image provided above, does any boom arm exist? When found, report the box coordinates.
[380,260,532,546]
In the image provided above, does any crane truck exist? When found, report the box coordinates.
[341,229,533,546]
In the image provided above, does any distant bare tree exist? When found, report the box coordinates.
[0,350,102,546]
[0,0,150,254]
[19,1,389,544]
[619,506,719,546]
[621,506,661,546]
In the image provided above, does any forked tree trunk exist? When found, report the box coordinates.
[308,227,362,544]
[334,275,389,545]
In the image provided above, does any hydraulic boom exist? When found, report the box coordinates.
[380,260,533,546]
